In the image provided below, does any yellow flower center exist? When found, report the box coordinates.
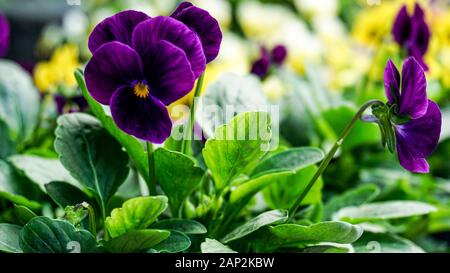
[133,82,149,99]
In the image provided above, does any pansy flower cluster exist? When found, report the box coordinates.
[85,2,222,143]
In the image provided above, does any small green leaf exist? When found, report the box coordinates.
[151,219,207,234]
[251,147,324,177]
[106,229,170,253]
[19,216,97,253]
[201,238,237,253]
[0,223,22,253]
[106,196,168,238]
[323,184,380,220]
[333,201,437,223]
[13,205,37,225]
[45,181,91,208]
[55,113,130,211]
[252,221,363,252]
[301,243,354,253]
[75,70,149,182]
[8,155,78,191]
[353,232,425,253]
[151,230,191,253]
[222,209,288,243]
[154,148,204,216]
[203,112,272,191]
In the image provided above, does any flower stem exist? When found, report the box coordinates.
[147,142,157,196]
[181,72,205,155]
[289,99,385,219]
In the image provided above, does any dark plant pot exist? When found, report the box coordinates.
[0,0,71,62]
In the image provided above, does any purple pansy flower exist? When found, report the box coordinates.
[392,3,430,71]
[251,44,288,78]
[384,57,441,173]
[171,1,222,63]
[0,13,10,58]
[85,11,206,143]
[55,95,88,115]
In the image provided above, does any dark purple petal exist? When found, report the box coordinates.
[110,86,172,144]
[132,16,206,78]
[85,42,143,105]
[395,100,441,173]
[142,40,195,105]
[0,13,10,57]
[271,45,287,65]
[410,15,430,56]
[384,59,400,105]
[392,5,411,46]
[250,57,270,78]
[407,45,429,71]
[171,2,222,63]
[398,57,428,118]
[54,95,67,115]
[88,10,150,53]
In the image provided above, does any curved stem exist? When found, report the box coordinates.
[181,72,205,155]
[147,142,157,195]
[289,100,385,219]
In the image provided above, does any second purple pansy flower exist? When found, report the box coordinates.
[384,57,441,173]
[0,13,10,58]
[85,3,222,143]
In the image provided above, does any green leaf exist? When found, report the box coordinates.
[323,184,380,220]
[230,147,324,204]
[13,205,37,225]
[105,196,168,238]
[45,181,92,208]
[151,219,207,234]
[8,155,78,191]
[151,230,191,253]
[0,119,16,158]
[353,232,425,253]
[19,216,97,253]
[252,221,363,252]
[0,223,22,253]
[201,238,237,253]
[251,147,324,177]
[0,60,39,144]
[333,201,437,223]
[106,229,170,253]
[263,165,323,209]
[0,159,41,209]
[222,209,288,244]
[75,70,149,182]
[323,104,380,150]
[55,113,130,210]
[301,243,354,253]
[196,73,268,137]
[203,111,272,191]
[154,148,204,216]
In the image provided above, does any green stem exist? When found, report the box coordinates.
[289,100,385,219]
[147,142,157,196]
[181,72,205,155]
[84,203,97,236]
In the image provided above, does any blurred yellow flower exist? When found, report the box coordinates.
[34,43,80,93]
[427,9,450,88]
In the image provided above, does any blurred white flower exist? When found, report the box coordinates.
[191,0,232,29]
[294,0,338,18]
[63,8,88,39]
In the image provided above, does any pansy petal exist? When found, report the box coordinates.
[171,2,222,63]
[384,59,400,105]
[395,100,441,160]
[397,145,429,173]
[407,45,429,71]
[399,56,428,118]
[0,13,10,57]
[410,18,430,56]
[142,40,195,105]
[132,16,206,78]
[392,5,411,45]
[85,42,143,105]
[110,86,172,144]
[88,10,150,53]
